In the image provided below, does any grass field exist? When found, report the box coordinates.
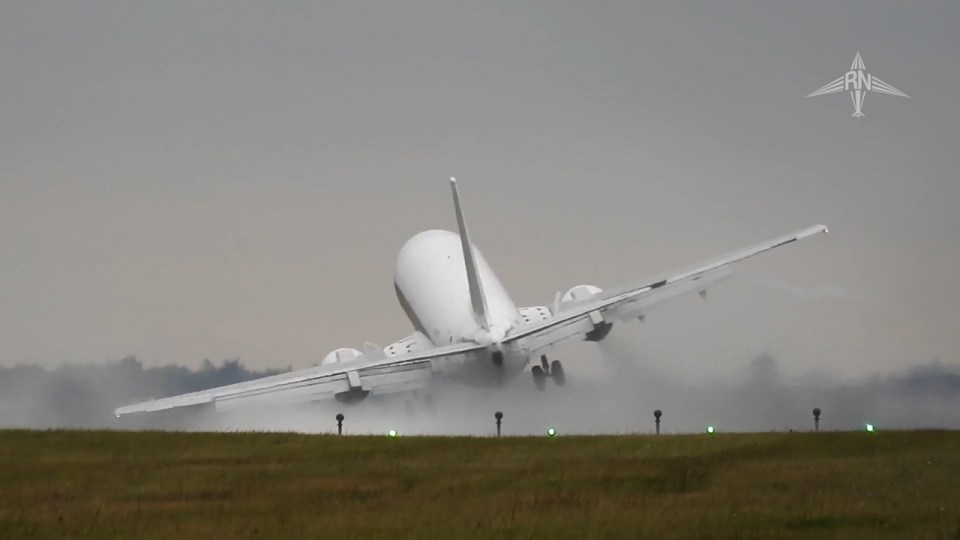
[0,430,958,539]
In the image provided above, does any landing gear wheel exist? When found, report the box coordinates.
[532,365,547,391]
[550,360,565,386]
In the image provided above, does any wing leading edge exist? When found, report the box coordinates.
[504,224,829,353]
[113,341,485,416]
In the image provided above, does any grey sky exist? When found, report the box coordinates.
[2,1,958,379]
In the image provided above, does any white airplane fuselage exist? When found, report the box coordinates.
[394,229,528,386]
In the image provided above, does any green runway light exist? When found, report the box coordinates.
[865,423,875,433]
[546,427,557,437]
[706,425,715,434]
[388,429,398,437]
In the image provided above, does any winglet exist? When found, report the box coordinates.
[450,177,490,331]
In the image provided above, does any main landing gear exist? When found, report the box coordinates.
[532,355,565,391]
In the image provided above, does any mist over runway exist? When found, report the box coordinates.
[2,338,957,435]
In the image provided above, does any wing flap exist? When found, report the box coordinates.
[114,341,483,416]
[603,265,733,321]
[505,225,828,353]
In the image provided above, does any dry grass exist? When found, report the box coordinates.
[0,430,958,539]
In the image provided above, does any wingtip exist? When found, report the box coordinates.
[449,176,457,184]
[796,224,830,240]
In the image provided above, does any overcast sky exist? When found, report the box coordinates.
[2,1,958,379]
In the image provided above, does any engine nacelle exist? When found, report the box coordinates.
[321,347,371,404]
[321,347,363,366]
[560,284,603,303]
[560,285,613,342]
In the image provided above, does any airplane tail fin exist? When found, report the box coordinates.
[449,177,490,331]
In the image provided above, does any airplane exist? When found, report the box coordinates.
[115,178,828,417]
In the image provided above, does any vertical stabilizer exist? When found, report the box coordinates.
[449,177,490,331]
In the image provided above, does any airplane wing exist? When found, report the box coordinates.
[113,340,484,416]
[504,224,829,354]
[116,223,827,416]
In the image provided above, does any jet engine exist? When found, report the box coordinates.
[321,347,363,366]
[560,284,603,303]
[320,347,371,404]
[559,284,612,341]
